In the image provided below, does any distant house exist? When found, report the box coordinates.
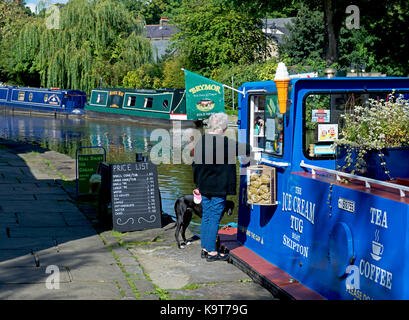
[145,17,179,62]
[144,17,294,61]
[262,18,294,58]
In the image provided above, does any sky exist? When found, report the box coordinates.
[25,0,68,13]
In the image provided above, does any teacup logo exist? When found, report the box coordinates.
[370,229,383,261]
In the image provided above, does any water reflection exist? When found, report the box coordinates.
[0,114,239,234]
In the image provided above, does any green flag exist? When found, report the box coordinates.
[184,69,225,120]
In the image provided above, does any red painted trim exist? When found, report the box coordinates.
[218,227,325,300]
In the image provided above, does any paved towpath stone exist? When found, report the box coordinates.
[0,139,275,300]
[0,140,134,300]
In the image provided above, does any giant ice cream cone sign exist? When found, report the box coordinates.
[274,62,290,114]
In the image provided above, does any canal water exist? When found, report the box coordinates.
[0,114,239,235]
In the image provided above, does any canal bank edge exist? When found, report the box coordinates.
[0,138,274,300]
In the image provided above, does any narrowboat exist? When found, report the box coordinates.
[85,88,202,127]
[220,67,409,300]
[0,85,87,116]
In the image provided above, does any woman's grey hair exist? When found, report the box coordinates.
[207,112,229,134]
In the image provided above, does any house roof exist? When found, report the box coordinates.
[145,24,179,39]
[262,17,294,44]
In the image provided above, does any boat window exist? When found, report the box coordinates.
[144,97,153,108]
[248,94,283,157]
[127,96,136,107]
[96,92,106,104]
[29,93,33,102]
[303,92,404,160]
[44,94,48,103]
[18,92,25,101]
[163,99,169,109]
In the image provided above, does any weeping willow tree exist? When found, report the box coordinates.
[11,0,153,93]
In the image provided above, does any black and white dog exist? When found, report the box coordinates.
[174,194,235,249]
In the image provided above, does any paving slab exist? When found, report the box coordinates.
[132,279,159,300]
[0,266,70,284]
[8,226,96,238]
[167,281,275,300]
[0,250,36,267]
[55,235,106,251]
[68,264,126,282]
[16,213,67,227]
[0,281,124,300]
[0,237,56,250]
[1,200,77,211]
[36,247,117,267]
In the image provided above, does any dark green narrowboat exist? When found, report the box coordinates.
[85,88,203,127]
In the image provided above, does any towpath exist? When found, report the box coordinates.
[0,139,274,300]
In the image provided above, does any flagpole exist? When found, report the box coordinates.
[222,83,245,96]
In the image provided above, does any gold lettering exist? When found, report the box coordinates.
[189,84,221,94]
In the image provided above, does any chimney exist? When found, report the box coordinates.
[159,17,169,28]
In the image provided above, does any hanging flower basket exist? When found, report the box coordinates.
[335,92,409,181]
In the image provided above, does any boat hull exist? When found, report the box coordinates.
[0,104,84,118]
[85,108,202,128]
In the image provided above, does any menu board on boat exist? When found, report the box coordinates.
[110,162,162,232]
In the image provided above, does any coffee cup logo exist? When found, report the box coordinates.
[370,230,383,261]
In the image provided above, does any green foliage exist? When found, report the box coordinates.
[161,55,188,88]
[170,0,267,74]
[279,3,324,65]
[2,0,409,95]
[122,63,163,89]
[0,0,34,83]
[337,92,409,150]
[227,0,298,19]
[119,0,181,24]
[280,1,409,76]
[211,58,280,109]
[359,0,409,76]
[4,0,153,93]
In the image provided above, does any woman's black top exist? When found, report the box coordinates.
[192,133,251,196]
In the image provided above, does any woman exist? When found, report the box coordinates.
[192,113,251,262]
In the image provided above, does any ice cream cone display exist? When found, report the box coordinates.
[247,165,277,205]
[274,62,290,114]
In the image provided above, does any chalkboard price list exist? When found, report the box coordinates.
[110,162,161,232]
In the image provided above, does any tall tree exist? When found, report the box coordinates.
[359,0,409,76]
[0,0,32,83]
[8,0,153,92]
[279,3,325,65]
[170,0,268,74]
[119,0,182,24]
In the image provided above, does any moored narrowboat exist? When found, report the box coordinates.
[85,87,203,127]
[222,67,409,300]
[0,85,87,116]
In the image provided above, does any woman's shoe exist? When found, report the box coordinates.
[206,252,229,262]
[201,249,208,259]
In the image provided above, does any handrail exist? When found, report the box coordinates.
[300,160,409,198]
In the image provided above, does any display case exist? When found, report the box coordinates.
[246,165,277,205]
[248,94,284,157]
